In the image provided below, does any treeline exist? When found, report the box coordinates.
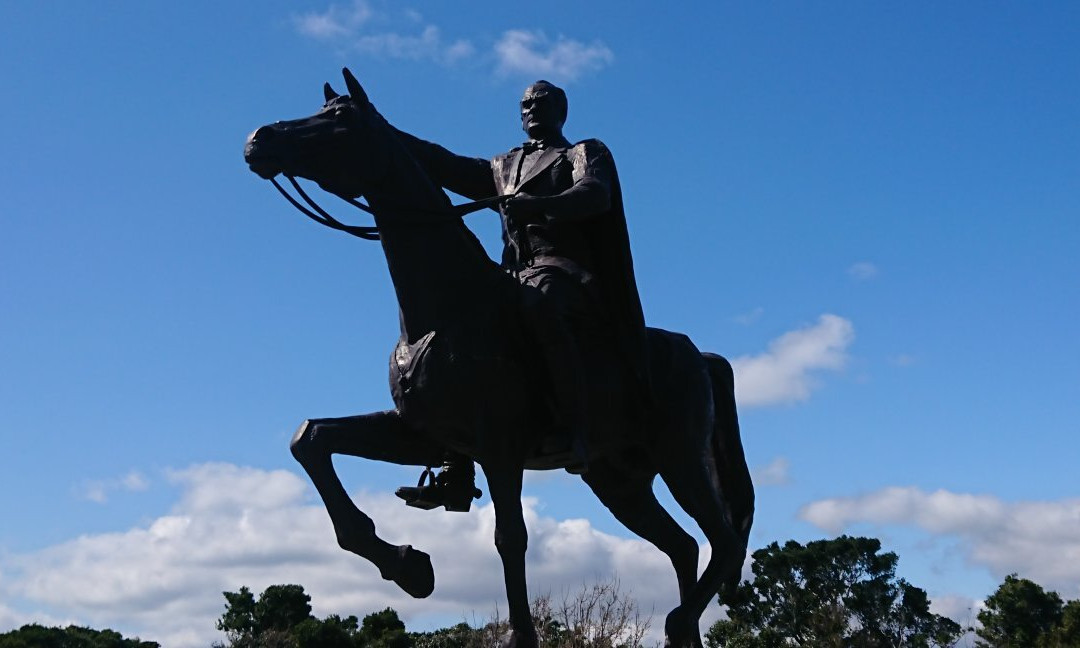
[212,578,647,648]
[208,536,1080,648]
[706,536,1079,647]
[3,535,1078,647]
[0,624,158,647]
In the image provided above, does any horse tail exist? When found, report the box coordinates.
[702,352,754,550]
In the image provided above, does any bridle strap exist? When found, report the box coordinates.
[268,175,510,241]
[270,176,380,240]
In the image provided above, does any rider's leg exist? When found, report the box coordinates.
[395,452,481,512]
[519,268,591,473]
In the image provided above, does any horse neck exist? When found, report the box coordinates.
[364,139,498,343]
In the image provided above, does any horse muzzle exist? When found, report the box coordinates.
[244,127,284,179]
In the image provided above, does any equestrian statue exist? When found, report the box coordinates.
[243,68,754,648]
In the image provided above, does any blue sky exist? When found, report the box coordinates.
[1,1,1078,645]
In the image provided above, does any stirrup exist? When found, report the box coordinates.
[395,466,482,513]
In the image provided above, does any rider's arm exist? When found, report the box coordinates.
[392,127,498,203]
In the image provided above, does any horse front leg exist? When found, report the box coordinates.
[482,461,537,648]
[291,409,445,598]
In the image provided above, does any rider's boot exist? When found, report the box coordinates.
[396,459,482,512]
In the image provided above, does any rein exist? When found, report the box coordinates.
[270,175,509,241]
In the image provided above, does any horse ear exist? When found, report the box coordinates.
[324,82,339,102]
[342,67,369,105]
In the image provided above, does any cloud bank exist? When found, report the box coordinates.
[731,314,855,407]
[800,487,1080,597]
[2,463,708,647]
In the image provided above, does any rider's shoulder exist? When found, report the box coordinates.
[571,138,613,158]
[568,139,615,172]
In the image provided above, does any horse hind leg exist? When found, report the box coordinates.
[701,352,754,558]
[647,357,746,647]
[658,438,745,648]
[582,461,700,624]
[291,409,445,598]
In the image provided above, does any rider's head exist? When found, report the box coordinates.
[520,81,567,141]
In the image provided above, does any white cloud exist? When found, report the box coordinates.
[731,314,854,407]
[121,471,150,492]
[76,470,150,504]
[931,594,981,629]
[800,487,1080,598]
[294,7,613,79]
[3,462,721,647]
[356,25,475,66]
[732,307,764,326]
[847,261,879,280]
[294,0,373,40]
[79,481,109,504]
[294,3,474,67]
[890,354,917,367]
[494,30,614,81]
[753,456,790,486]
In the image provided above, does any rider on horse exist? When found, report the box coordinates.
[393,80,649,507]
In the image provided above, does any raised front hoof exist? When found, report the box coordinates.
[379,544,434,598]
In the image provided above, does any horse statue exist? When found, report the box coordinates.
[243,68,754,648]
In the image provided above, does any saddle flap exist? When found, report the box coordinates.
[391,330,437,394]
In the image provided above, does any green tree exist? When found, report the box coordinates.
[705,536,963,648]
[255,584,314,633]
[358,608,412,648]
[1041,600,1080,647]
[216,586,257,644]
[0,623,159,647]
[975,574,1078,648]
[292,614,361,648]
[215,584,320,648]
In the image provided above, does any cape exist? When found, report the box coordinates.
[493,139,650,401]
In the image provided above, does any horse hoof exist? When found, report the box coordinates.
[664,608,693,648]
[381,544,434,598]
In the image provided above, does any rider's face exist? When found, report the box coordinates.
[520,86,563,140]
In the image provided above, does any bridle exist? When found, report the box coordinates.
[269,174,509,242]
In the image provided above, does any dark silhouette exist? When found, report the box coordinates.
[392,79,649,476]
[244,68,754,648]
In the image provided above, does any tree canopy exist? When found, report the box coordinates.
[705,535,963,648]
[976,574,1080,647]
[0,624,159,648]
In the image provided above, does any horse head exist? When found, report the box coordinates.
[244,68,387,199]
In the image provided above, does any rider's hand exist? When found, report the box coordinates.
[503,193,548,222]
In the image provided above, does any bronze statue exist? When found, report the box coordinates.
[244,68,754,648]
[393,80,649,478]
